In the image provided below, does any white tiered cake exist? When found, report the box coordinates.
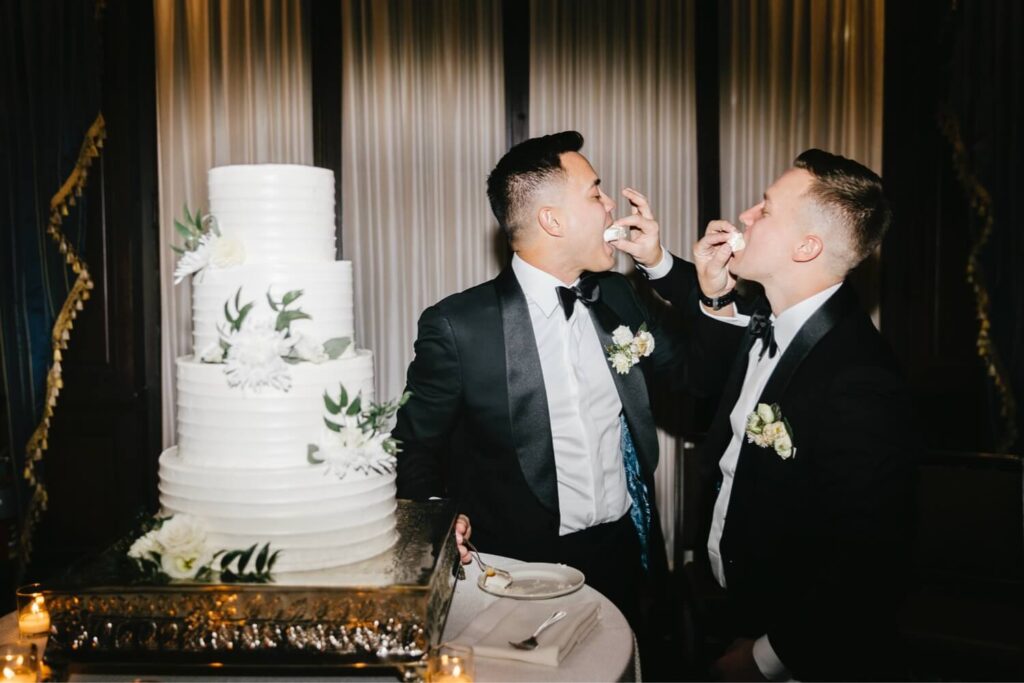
[157,164,398,573]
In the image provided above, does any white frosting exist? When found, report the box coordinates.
[727,232,746,251]
[191,261,355,356]
[603,225,630,242]
[159,447,398,572]
[175,353,375,469]
[208,165,336,264]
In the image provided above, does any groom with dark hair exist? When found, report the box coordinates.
[394,131,698,629]
[620,149,917,680]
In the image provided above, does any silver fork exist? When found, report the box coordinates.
[509,610,568,650]
[464,539,515,588]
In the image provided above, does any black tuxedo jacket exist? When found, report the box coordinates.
[394,263,697,566]
[650,255,917,681]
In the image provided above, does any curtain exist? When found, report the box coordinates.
[0,0,104,565]
[340,0,506,402]
[154,0,313,446]
[719,0,885,225]
[529,0,699,563]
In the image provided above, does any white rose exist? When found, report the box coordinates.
[128,531,159,561]
[292,334,328,364]
[612,325,634,346]
[762,421,787,444]
[745,412,763,434]
[774,433,795,459]
[752,432,773,448]
[153,515,211,579]
[634,330,655,357]
[199,341,225,364]
[208,235,246,268]
[610,351,633,374]
[756,403,776,424]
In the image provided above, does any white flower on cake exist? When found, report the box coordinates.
[308,383,411,479]
[171,205,246,284]
[291,333,329,364]
[209,235,246,268]
[198,340,225,363]
[152,514,214,579]
[604,323,655,375]
[745,402,797,459]
[222,317,294,392]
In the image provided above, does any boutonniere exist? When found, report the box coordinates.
[745,403,796,459]
[605,324,655,375]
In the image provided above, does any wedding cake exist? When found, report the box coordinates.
[154,164,399,574]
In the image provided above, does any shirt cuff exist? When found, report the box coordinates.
[635,246,672,279]
[698,301,750,327]
[752,635,791,681]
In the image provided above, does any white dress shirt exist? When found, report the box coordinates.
[511,255,632,536]
[641,251,841,681]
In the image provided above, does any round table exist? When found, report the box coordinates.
[444,553,637,682]
[0,557,637,682]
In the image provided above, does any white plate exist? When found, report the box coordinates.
[476,562,586,600]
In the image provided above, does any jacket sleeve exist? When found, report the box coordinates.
[642,254,747,397]
[766,363,917,680]
[393,304,464,501]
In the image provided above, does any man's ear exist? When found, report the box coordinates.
[537,206,562,237]
[793,234,823,263]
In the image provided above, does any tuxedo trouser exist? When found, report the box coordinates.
[557,512,644,632]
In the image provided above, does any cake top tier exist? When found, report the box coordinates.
[208,165,336,264]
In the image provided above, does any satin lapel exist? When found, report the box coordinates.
[588,300,658,474]
[496,267,559,516]
[757,282,856,406]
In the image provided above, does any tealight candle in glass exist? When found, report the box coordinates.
[15,585,50,638]
[0,641,40,682]
[427,643,474,683]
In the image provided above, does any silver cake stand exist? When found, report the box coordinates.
[39,499,459,680]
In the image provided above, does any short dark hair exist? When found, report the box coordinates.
[794,148,892,268]
[486,131,584,242]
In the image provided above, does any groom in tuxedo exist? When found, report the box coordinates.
[621,150,917,680]
[394,131,697,628]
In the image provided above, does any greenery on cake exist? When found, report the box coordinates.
[171,203,246,283]
[126,513,279,583]
[308,383,411,478]
[198,287,353,392]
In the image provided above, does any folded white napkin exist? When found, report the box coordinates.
[453,598,601,667]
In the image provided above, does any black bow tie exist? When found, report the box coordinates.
[750,310,778,360]
[556,278,601,320]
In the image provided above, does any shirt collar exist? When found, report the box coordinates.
[511,253,579,319]
[771,282,843,352]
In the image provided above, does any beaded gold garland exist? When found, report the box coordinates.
[938,108,1018,454]
[20,114,105,564]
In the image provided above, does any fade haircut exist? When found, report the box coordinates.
[794,149,893,272]
[486,131,584,243]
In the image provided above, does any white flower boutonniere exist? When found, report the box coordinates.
[745,402,796,459]
[605,323,655,375]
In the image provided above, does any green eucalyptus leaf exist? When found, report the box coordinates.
[174,219,193,241]
[282,290,304,308]
[268,549,282,571]
[324,417,342,433]
[346,396,362,417]
[307,443,323,464]
[236,301,254,328]
[255,543,270,573]
[323,389,343,415]
[237,544,258,572]
[219,550,242,571]
[322,337,352,360]
[266,291,280,311]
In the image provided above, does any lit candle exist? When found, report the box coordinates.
[17,597,50,637]
[429,655,473,682]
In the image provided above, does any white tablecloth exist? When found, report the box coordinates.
[1,554,637,682]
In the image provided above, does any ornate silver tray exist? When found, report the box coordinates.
[39,500,459,679]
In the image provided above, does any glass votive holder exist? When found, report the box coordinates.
[426,642,474,682]
[15,585,50,638]
[0,641,40,682]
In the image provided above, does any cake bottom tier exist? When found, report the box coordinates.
[158,446,397,572]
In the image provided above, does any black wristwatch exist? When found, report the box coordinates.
[699,289,737,311]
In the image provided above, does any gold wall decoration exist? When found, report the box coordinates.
[20,113,106,564]
[938,108,1018,454]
